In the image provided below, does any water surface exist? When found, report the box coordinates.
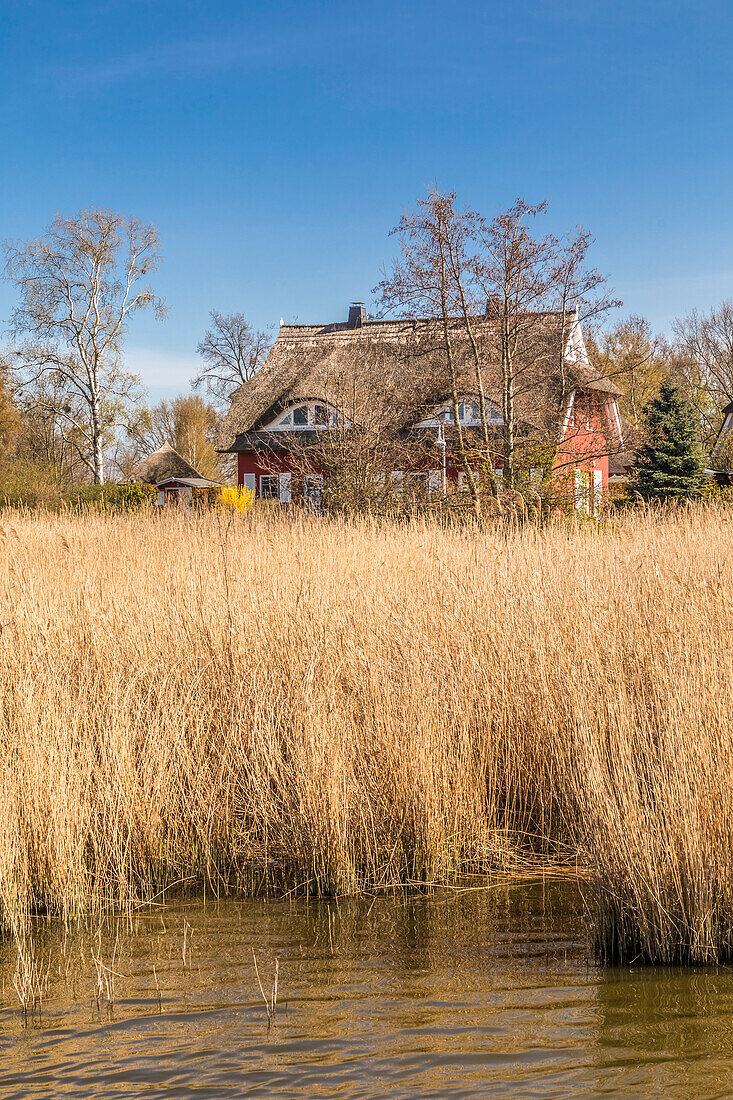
[0,884,731,1098]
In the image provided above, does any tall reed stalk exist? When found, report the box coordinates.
[0,504,732,963]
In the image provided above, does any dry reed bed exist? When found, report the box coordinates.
[0,505,732,964]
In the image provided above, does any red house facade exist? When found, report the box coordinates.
[220,303,623,513]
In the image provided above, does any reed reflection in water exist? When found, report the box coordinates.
[0,885,732,1098]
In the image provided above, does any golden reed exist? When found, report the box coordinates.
[1,504,731,964]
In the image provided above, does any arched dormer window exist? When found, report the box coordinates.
[415,398,503,429]
[264,401,347,431]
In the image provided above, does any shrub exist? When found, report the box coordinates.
[217,485,255,513]
[0,460,65,510]
[66,482,157,511]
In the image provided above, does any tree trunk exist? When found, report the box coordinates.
[502,330,515,490]
[91,394,104,484]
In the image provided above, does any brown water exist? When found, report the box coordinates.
[0,884,732,1098]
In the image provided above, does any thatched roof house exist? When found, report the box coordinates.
[127,441,208,484]
[218,303,623,512]
[127,441,218,505]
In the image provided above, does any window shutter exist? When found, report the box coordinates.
[429,469,442,495]
[390,470,403,499]
[279,472,292,503]
[242,472,256,494]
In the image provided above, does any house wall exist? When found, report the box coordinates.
[238,452,294,493]
[548,391,617,513]
[556,390,614,469]
[238,450,494,499]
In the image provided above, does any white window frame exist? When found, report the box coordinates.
[260,473,280,500]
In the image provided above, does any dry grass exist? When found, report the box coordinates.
[0,504,732,963]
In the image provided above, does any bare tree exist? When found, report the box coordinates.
[125,394,221,480]
[673,302,733,447]
[4,208,164,483]
[377,189,619,505]
[194,311,271,403]
[376,189,488,514]
[547,226,621,415]
[472,202,619,490]
[590,316,668,430]
[472,199,557,490]
[15,373,92,485]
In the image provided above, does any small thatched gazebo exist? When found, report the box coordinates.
[127,441,219,506]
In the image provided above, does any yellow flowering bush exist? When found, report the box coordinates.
[218,485,255,513]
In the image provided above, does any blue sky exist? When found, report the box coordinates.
[1,0,732,399]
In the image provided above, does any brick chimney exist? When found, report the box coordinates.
[347,303,366,328]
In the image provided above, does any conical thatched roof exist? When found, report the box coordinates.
[126,441,207,484]
[219,310,621,451]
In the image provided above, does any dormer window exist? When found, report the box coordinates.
[264,401,346,431]
[416,398,502,429]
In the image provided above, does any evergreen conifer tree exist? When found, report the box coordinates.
[631,379,706,500]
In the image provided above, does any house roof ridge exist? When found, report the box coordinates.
[280,308,577,331]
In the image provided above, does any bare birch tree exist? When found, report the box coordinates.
[4,208,164,484]
[194,311,271,404]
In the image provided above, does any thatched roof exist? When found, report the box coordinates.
[126,441,209,484]
[220,310,622,451]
